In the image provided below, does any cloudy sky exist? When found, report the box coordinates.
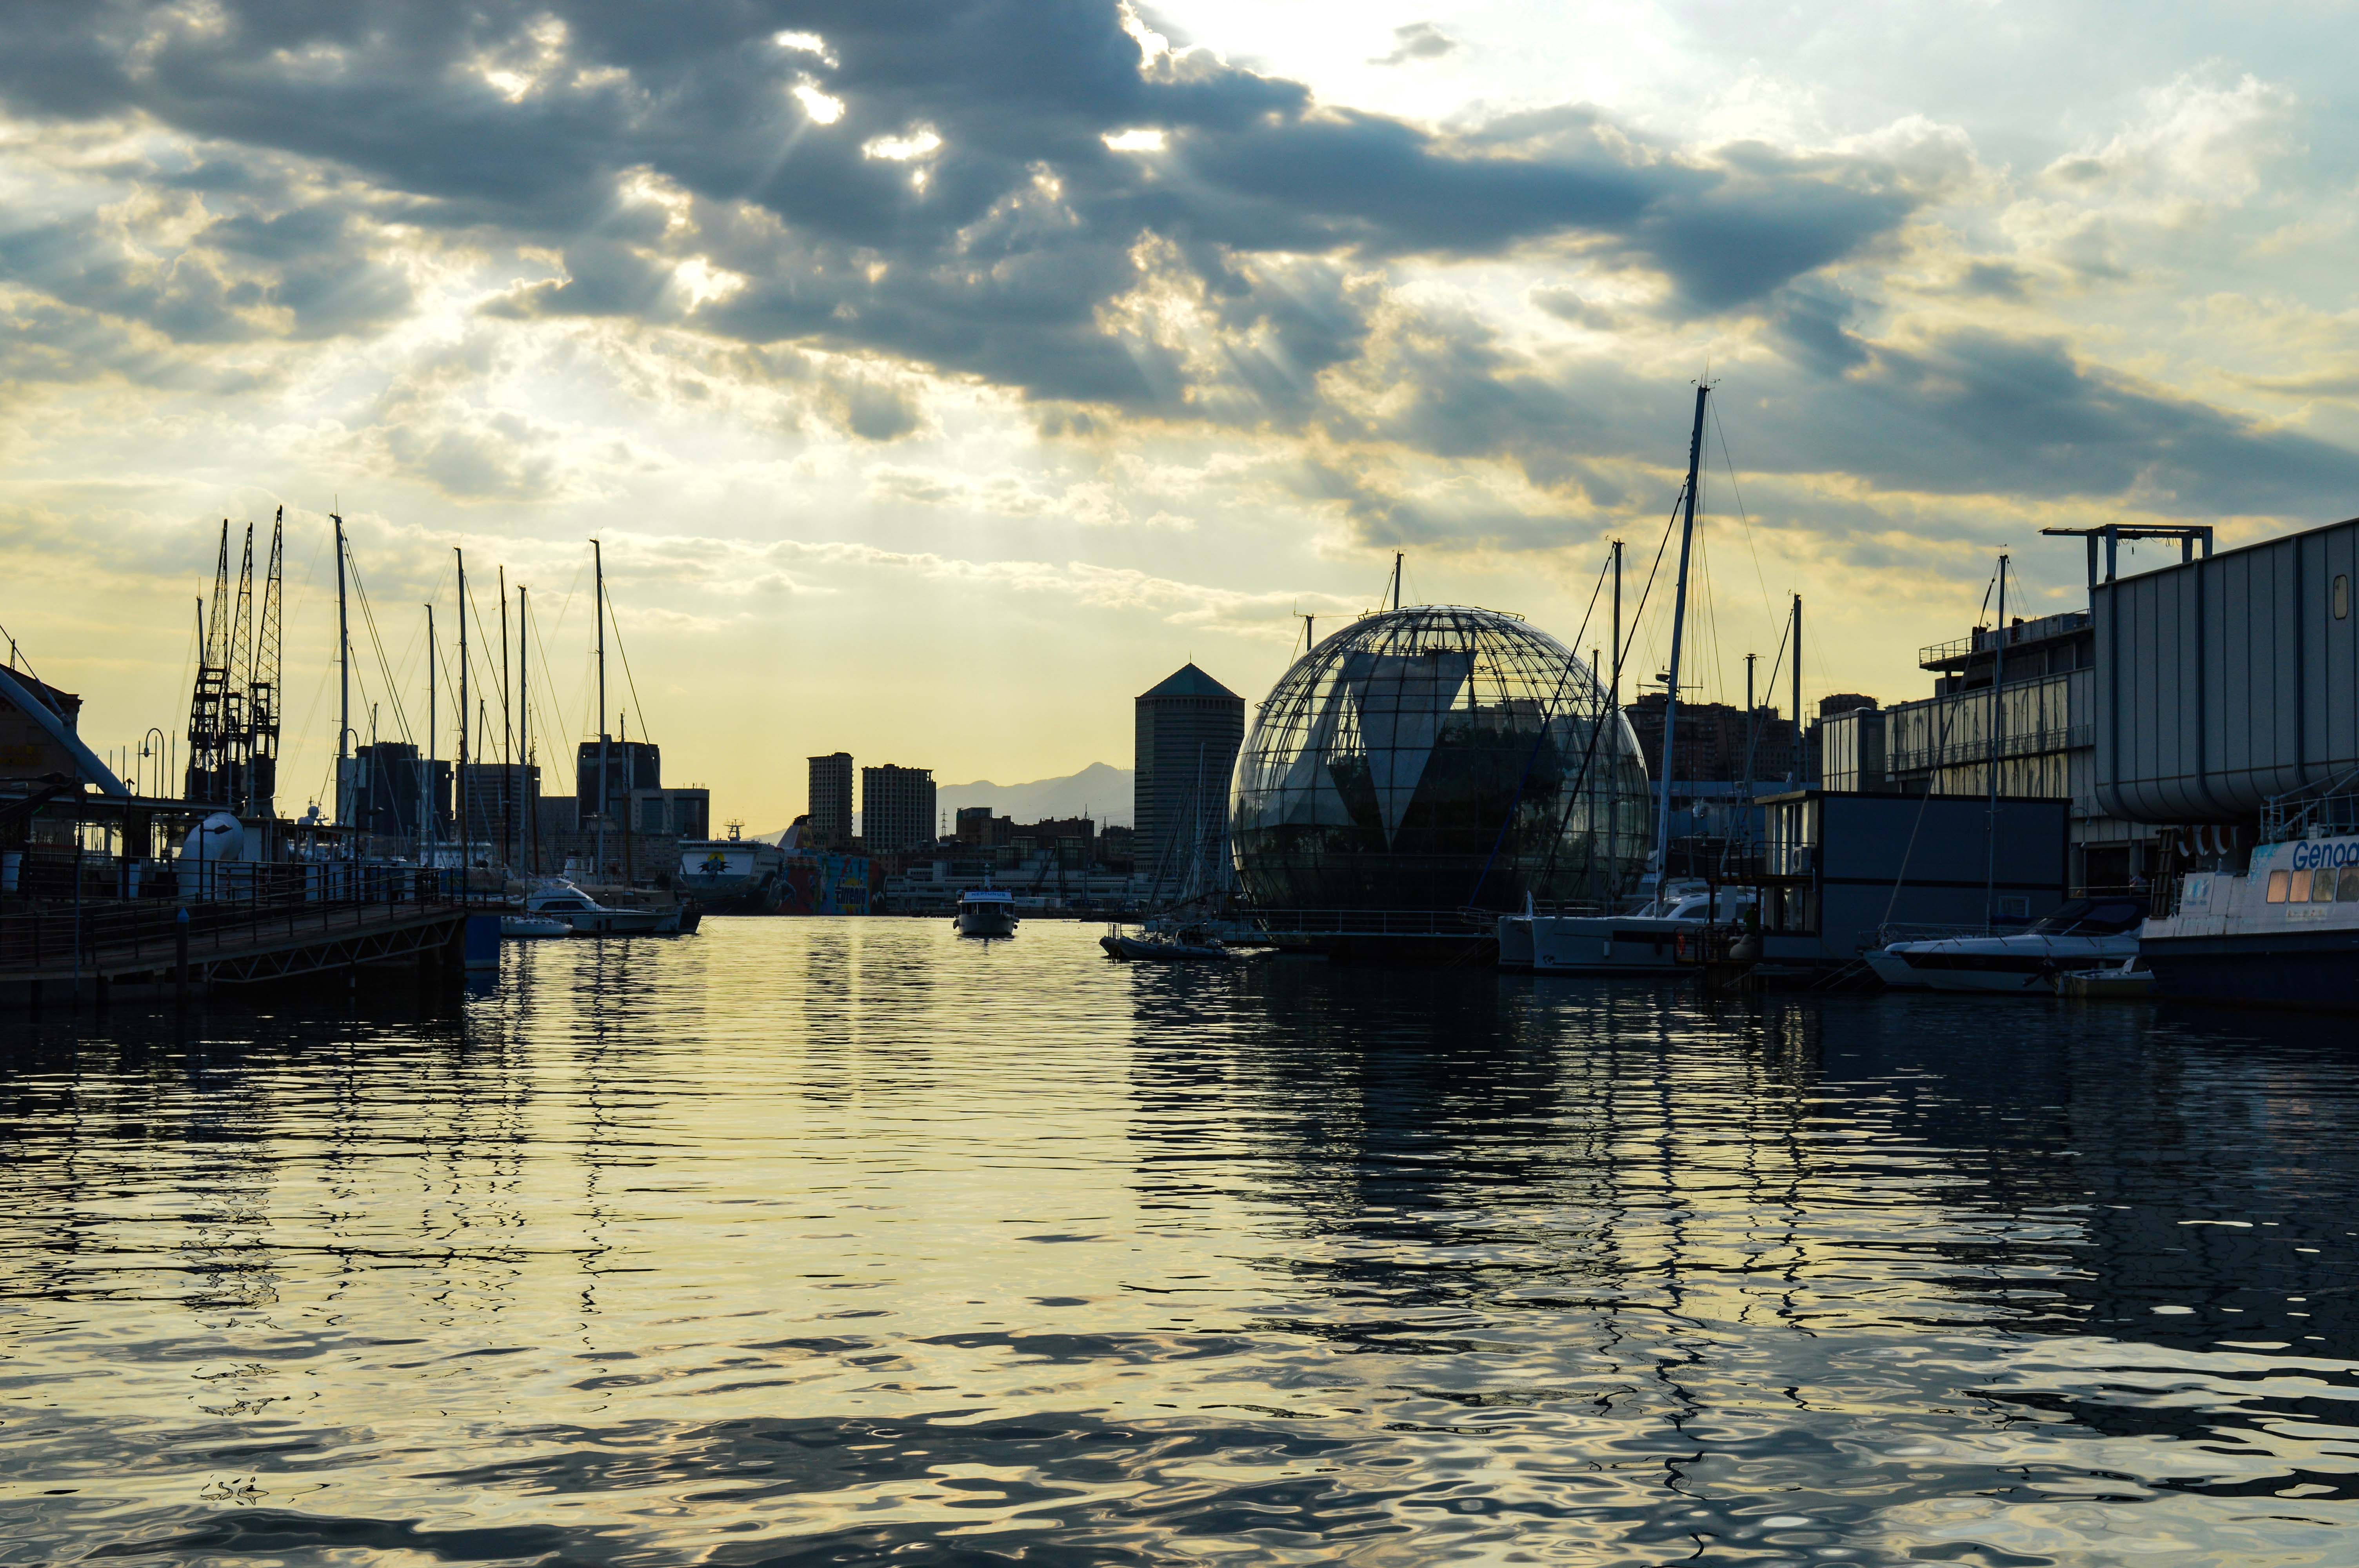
[3,0,2354,827]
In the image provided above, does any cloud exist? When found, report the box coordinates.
[1371,24,1456,67]
[0,0,1948,408]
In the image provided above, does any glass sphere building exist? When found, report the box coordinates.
[1231,605,1650,912]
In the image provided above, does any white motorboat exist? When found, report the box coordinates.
[500,914,572,938]
[524,881,671,936]
[2057,957,2155,1000]
[1526,888,1755,975]
[1866,895,2146,993]
[1101,923,1231,961]
[955,887,1019,938]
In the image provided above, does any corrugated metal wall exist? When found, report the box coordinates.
[2096,516,2359,821]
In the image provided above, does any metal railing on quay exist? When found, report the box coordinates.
[1237,907,1505,936]
[0,867,488,976]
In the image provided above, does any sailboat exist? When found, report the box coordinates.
[1523,382,1753,976]
[1101,750,1238,961]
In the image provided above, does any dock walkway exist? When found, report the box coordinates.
[0,893,473,1004]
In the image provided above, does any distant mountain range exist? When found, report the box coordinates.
[752,762,1133,844]
[939,762,1132,827]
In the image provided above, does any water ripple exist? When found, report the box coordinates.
[2,920,2355,1564]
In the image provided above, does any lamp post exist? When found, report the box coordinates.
[142,727,165,800]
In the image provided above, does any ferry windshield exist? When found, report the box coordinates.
[2030,898,2145,935]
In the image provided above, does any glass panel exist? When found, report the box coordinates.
[2337,574,2350,621]
[2266,869,2289,903]
[2340,866,2359,902]
[2290,868,2313,902]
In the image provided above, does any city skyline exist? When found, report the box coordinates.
[2,3,2355,828]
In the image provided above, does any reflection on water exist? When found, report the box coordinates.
[2,922,2354,1565]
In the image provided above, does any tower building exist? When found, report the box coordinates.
[1134,663,1245,876]
[809,752,854,846]
[860,763,935,853]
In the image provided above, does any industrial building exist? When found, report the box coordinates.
[1134,663,1245,879]
[808,751,854,847]
[1757,790,2073,966]
[860,763,936,853]
[2091,515,2359,833]
[1817,606,2159,889]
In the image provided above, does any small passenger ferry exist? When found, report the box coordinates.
[2141,831,2359,1011]
[955,887,1019,938]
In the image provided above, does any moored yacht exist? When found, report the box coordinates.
[524,880,673,936]
[955,887,1018,938]
[1864,895,2145,993]
[1525,887,1754,976]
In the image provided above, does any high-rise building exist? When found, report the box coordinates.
[576,739,660,827]
[1134,663,1244,871]
[809,752,854,846]
[860,763,935,853]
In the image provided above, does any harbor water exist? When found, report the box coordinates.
[2,922,2355,1564]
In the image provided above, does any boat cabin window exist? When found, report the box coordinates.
[2266,870,2289,903]
[2290,868,2314,903]
[2341,867,2359,902]
[2338,573,2350,621]
[2031,898,2144,935]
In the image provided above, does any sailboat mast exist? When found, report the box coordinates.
[456,547,468,857]
[499,564,511,871]
[1610,539,1623,711]
[424,603,436,860]
[520,584,533,874]
[1653,384,1709,895]
[594,539,607,880]
[1984,555,2008,920]
[1791,595,1803,784]
[334,514,349,828]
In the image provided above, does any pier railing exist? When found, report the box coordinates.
[2261,781,2359,844]
[0,871,483,978]
[1239,907,1502,937]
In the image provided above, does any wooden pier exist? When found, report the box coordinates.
[0,893,473,1005]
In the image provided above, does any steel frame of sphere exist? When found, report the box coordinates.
[1231,604,1650,913]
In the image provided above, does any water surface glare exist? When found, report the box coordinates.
[3,919,2357,1565]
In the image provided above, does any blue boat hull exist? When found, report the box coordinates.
[2142,927,2359,1013]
